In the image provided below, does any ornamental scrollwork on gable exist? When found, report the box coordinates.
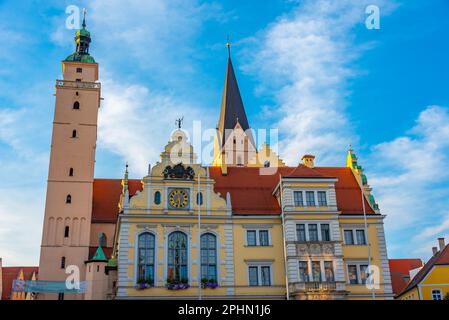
[162,163,195,180]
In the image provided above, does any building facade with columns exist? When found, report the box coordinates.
[37,21,393,300]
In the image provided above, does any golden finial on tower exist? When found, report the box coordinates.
[226,34,231,58]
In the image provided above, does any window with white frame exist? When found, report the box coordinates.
[305,191,315,206]
[431,289,442,300]
[248,265,272,286]
[347,263,369,285]
[324,261,334,282]
[296,222,332,242]
[296,224,306,241]
[317,191,327,206]
[311,261,322,282]
[293,191,304,206]
[308,224,319,241]
[298,261,309,282]
[343,229,367,245]
[246,229,270,246]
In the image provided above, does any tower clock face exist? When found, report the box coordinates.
[168,189,189,209]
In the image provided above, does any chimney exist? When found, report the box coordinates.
[438,237,445,251]
[301,154,315,168]
[432,247,438,256]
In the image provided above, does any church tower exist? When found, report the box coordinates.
[213,40,256,169]
[38,14,101,300]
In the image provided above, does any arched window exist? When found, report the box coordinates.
[69,168,74,176]
[138,232,155,285]
[73,101,80,110]
[72,130,77,138]
[196,192,203,206]
[167,232,188,283]
[64,226,69,238]
[99,233,107,247]
[60,256,66,269]
[154,191,161,205]
[200,233,217,282]
[66,194,72,204]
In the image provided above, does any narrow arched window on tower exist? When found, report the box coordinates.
[196,192,203,205]
[66,194,72,204]
[69,168,74,176]
[73,101,80,109]
[99,233,107,247]
[64,226,69,238]
[72,130,77,138]
[60,256,66,269]
[154,191,161,205]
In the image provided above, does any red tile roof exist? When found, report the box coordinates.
[1,266,38,300]
[388,259,423,296]
[398,243,449,297]
[92,179,142,223]
[91,166,377,221]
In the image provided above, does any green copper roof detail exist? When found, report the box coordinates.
[361,174,368,185]
[107,257,117,267]
[64,9,95,63]
[64,52,96,63]
[92,245,108,262]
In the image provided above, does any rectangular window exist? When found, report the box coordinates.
[348,265,358,284]
[58,293,64,300]
[356,229,367,245]
[324,261,334,282]
[296,224,306,241]
[261,266,271,286]
[308,224,318,241]
[306,191,315,206]
[321,224,331,241]
[259,230,269,246]
[293,191,304,206]
[76,67,82,73]
[311,261,321,282]
[247,230,257,246]
[432,289,442,300]
[298,261,309,282]
[360,265,368,284]
[317,191,327,206]
[249,266,259,286]
[344,230,354,245]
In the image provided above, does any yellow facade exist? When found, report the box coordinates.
[399,265,449,300]
[113,129,393,300]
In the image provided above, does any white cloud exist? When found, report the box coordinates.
[368,106,449,259]
[98,78,211,176]
[244,0,396,165]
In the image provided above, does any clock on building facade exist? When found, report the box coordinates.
[168,189,190,209]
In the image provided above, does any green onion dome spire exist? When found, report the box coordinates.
[64,9,96,63]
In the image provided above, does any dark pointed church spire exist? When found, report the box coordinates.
[217,37,252,147]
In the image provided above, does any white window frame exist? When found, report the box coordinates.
[431,289,442,300]
[346,262,369,285]
[247,263,273,286]
[246,229,271,246]
[295,222,333,242]
[343,229,367,245]
[297,260,335,283]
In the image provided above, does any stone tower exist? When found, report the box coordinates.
[38,15,100,300]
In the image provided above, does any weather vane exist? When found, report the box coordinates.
[175,117,184,129]
[82,8,87,28]
[226,34,231,57]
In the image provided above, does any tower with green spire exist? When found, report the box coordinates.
[64,9,96,63]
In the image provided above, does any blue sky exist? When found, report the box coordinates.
[1,0,449,266]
